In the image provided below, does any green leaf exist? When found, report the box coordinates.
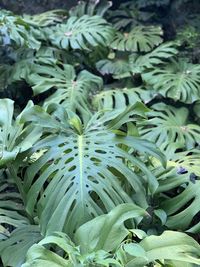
[93,88,145,110]
[139,103,200,153]
[75,203,147,253]
[23,10,67,27]
[47,15,115,50]
[111,26,163,52]
[28,64,102,123]
[0,99,42,168]
[69,0,112,17]
[142,59,200,103]
[129,42,178,74]
[123,243,146,257]
[0,225,41,267]
[96,58,131,78]
[161,180,200,232]
[0,10,41,49]
[124,231,200,266]
[17,105,163,236]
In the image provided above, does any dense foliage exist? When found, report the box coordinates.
[0,1,200,266]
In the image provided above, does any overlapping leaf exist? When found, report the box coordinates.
[143,59,200,103]
[122,231,200,266]
[69,0,112,18]
[28,63,102,122]
[22,206,200,267]
[93,88,141,110]
[139,103,200,153]
[18,104,164,236]
[0,225,41,267]
[47,15,115,50]
[0,10,41,49]
[111,26,163,52]
[0,99,41,168]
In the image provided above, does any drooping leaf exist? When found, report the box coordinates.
[18,104,164,236]
[75,203,147,253]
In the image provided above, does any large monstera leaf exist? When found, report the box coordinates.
[139,103,200,153]
[18,104,164,236]
[143,59,200,103]
[28,64,102,123]
[110,26,163,52]
[0,99,41,168]
[47,15,115,50]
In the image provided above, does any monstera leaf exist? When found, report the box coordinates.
[0,225,41,267]
[152,148,200,233]
[139,103,200,153]
[93,88,141,110]
[129,42,178,74]
[0,170,28,239]
[28,64,102,122]
[108,1,154,30]
[142,59,200,103]
[47,15,115,50]
[0,99,41,168]
[69,0,112,17]
[167,149,200,176]
[23,10,67,27]
[18,104,164,236]
[93,86,160,111]
[96,42,177,78]
[0,10,40,49]
[161,179,200,232]
[110,26,163,52]
[0,171,41,267]
[96,58,131,78]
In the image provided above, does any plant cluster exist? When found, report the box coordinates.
[0,1,200,266]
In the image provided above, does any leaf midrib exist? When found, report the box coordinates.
[78,135,84,208]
